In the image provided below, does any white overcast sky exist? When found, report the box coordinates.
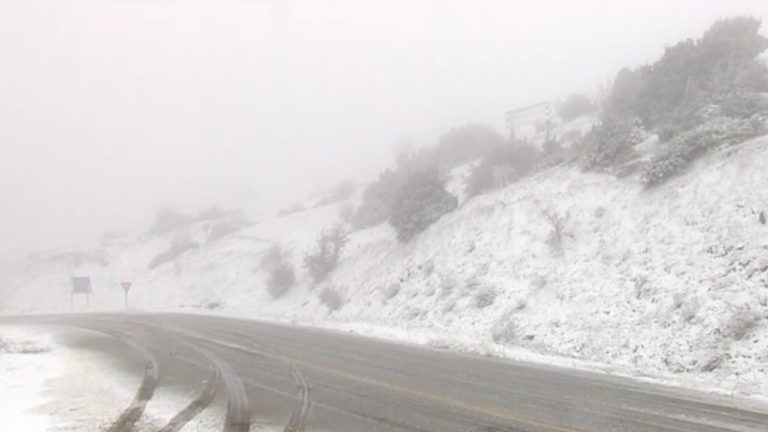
[2,0,768,262]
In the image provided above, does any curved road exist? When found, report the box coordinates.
[5,313,768,432]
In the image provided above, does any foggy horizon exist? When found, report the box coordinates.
[3,0,768,263]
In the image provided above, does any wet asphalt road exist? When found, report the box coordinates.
[6,313,768,432]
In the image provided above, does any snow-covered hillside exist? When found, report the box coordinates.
[2,134,768,400]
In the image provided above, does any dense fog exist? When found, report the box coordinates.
[2,0,767,262]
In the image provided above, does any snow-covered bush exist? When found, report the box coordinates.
[318,287,344,311]
[721,304,761,340]
[352,169,404,229]
[557,93,596,122]
[304,225,349,283]
[433,124,505,168]
[267,263,295,299]
[465,142,541,197]
[148,208,194,235]
[277,203,306,217]
[206,218,247,244]
[490,312,518,345]
[474,287,497,308]
[641,115,765,187]
[439,274,456,298]
[580,112,645,172]
[148,232,198,270]
[260,245,296,299]
[388,169,458,242]
[0,336,50,354]
[382,283,400,301]
[313,180,357,208]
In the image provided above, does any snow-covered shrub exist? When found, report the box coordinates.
[0,337,50,354]
[603,17,768,136]
[722,304,761,340]
[433,124,505,168]
[148,232,199,270]
[581,112,645,172]
[641,115,765,187]
[681,297,700,322]
[465,142,541,197]
[266,263,295,299]
[352,170,404,229]
[304,225,349,283]
[260,245,296,299]
[206,219,246,244]
[720,91,768,120]
[490,312,518,345]
[277,203,306,217]
[260,245,283,271]
[382,283,400,300]
[633,274,651,299]
[557,93,596,122]
[313,180,357,208]
[318,287,344,311]
[439,274,456,298]
[594,206,606,218]
[148,208,194,235]
[474,288,497,309]
[422,260,435,277]
[388,169,458,242]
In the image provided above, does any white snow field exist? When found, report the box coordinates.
[2,133,767,402]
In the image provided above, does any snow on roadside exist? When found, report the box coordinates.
[0,327,56,431]
[0,325,283,432]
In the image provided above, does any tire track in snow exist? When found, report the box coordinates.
[104,331,159,432]
[156,363,220,432]
[194,346,252,432]
[282,362,312,432]
[166,323,311,432]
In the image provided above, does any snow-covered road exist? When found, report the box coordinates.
[5,313,768,432]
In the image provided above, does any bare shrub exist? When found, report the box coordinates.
[304,226,349,284]
[319,287,344,311]
[539,205,569,252]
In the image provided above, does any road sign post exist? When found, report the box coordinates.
[121,281,132,309]
[71,276,92,309]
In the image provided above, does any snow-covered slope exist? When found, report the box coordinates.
[2,135,767,399]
